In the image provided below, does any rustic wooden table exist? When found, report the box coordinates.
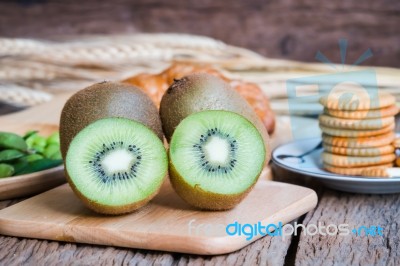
[1,1,399,263]
[0,106,398,265]
[1,0,400,68]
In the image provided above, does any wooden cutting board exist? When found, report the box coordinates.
[0,93,317,254]
[0,179,317,255]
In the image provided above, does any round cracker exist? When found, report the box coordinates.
[319,114,394,130]
[361,167,390,178]
[320,123,395,137]
[320,90,395,111]
[324,104,398,119]
[323,163,393,176]
[322,152,395,167]
[322,132,395,148]
[323,143,394,157]
[392,137,400,148]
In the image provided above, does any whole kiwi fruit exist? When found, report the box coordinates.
[60,81,167,215]
[160,73,270,210]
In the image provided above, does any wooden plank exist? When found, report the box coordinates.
[0,233,291,265]
[0,0,399,68]
[0,179,317,255]
[273,161,400,265]
[0,163,293,265]
[0,193,294,265]
[295,190,400,265]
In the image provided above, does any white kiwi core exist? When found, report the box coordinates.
[102,149,135,174]
[203,136,230,164]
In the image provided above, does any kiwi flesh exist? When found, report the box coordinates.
[66,117,167,215]
[60,82,167,215]
[60,81,163,159]
[159,73,269,156]
[168,110,266,210]
[160,73,269,210]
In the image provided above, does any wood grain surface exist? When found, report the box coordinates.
[296,190,400,266]
[0,180,317,255]
[0,93,399,263]
[0,0,399,68]
[1,173,399,265]
[0,120,398,264]
[0,95,399,264]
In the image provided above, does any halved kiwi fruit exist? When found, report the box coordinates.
[169,110,266,210]
[60,82,167,215]
[66,117,167,215]
[160,74,269,210]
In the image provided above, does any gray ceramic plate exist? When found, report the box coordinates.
[272,138,400,194]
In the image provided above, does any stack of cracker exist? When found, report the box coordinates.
[318,90,398,176]
[393,137,400,167]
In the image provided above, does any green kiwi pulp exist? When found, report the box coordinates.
[66,117,167,215]
[169,110,266,210]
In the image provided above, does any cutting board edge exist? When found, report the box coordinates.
[0,181,318,255]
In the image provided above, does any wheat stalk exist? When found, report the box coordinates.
[0,83,52,107]
[0,33,399,111]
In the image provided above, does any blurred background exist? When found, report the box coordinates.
[1,0,399,67]
[1,0,400,122]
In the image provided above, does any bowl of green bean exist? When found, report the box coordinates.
[0,123,65,200]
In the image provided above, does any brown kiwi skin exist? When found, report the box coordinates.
[160,73,270,162]
[61,81,165,215]
[168,157,256,211]
[65,171,161,215]
[60,81,163,159]
[162,74,269,210]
